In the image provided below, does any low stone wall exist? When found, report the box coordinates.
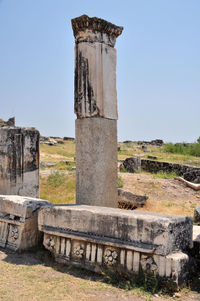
[0,195,51,251]
[38,205,193,286]
[122,157,200,176]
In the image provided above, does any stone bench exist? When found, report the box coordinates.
[38,205,193,286]
[0,195,51,251]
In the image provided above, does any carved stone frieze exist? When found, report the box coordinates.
[73,245,84,259]
[104,248,118,266]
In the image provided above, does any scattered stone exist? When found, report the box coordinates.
[63,137,75,141]
[40,136,57,145]
[141,145,148,152]
[175,177,200,191]
[183,170,200,184]
[40,161,47,168]
[0,117,15,127]
[147,155,157,160]
[122,157,141,173]
[137,139,164,146]
[57,140,64,144]
[118,188,147,209]
[123,140,132,144]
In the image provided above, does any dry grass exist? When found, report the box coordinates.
[0,250,157,301]
[40,140,200,214]
[40,171,76,204]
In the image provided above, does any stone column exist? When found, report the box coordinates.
[71,15,123,207]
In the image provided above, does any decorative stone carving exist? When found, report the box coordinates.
[104,249,118,266]
[10,226,19,241]
[38,204,193,286]
[140,256,157,274]
[73,245,84,259]
[0,195,52,251]
[45,235,55,251]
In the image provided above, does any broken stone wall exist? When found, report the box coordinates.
[122,157,200,176]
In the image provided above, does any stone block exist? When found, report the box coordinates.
[74,42,118,120]
[38,205,193,285]
[0,127,40,197]
[117,188,147,209]
[0,195,52,251]
[76,118,118,208]
[194,206,200,224]
[38,205,193,256]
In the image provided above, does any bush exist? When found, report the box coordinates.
[47,171,65,187]
[164,142,200,157]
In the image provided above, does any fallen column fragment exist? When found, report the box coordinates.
[0,195,52,251]
[38,205,193,286]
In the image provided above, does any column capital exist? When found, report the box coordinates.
[71,15,123,47]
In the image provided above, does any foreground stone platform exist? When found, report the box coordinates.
[38,205,193,286]
[0,195,51,251]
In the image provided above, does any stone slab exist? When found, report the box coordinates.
[76,118,118,208]
[0,195,52,251]
[38,205,193,256]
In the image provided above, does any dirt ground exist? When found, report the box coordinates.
[0,249,199,301]
[120,172,200,217]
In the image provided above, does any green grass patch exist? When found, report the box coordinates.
[151,171,178,179]
[52,161,76,171]
[164,142,200,157]
[118,175,123,188]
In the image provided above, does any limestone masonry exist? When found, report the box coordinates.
[72,15,123,207]
[0,195,51,251]
[38,204,193,285]
[0,127,40,197]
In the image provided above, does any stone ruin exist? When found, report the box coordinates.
[0,15,199,288]
[0,125,40,197]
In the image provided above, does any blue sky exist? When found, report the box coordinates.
[0,0,199,142]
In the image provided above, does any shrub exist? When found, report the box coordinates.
[164,142,200,157]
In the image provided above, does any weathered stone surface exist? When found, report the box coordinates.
[72,15,123,120]
[0,127,40,197]
[165,252,191,286]
[71,15,123,47]
[121,157,141,173]
[0,195,52,251]
[184,170,200,184]
[38,205,193,285]
[76,118,118,207]
[38,205,193,256]
[194,206,200,224]
[117,188,147,210]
